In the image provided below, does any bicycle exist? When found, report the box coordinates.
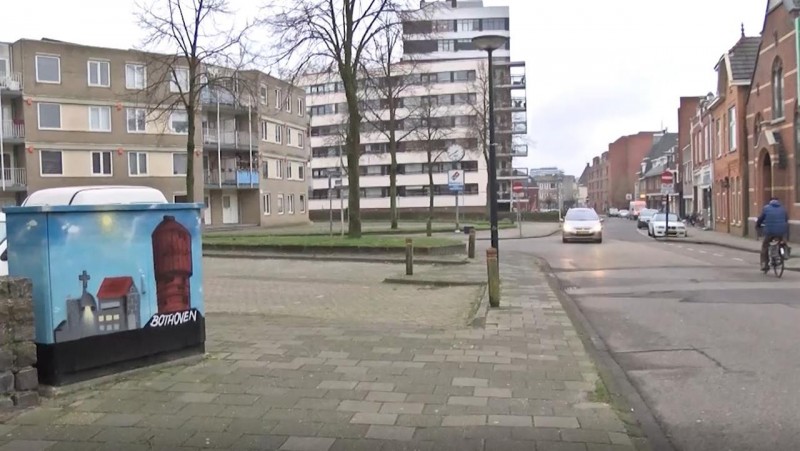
[763,237,787,278]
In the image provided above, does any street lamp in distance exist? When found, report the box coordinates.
[471,34,508,255]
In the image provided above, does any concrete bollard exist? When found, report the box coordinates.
[405,238,414,276]
[468,229,476,259]
[486,247,500,307]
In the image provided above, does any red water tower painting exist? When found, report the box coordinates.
[151,215,193,313]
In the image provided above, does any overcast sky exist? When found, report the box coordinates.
[2,0,766,177]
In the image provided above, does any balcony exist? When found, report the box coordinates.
[0,168,27,190]
[204,169,260,188]
[497,74,526,89]
[495,97,527,112]
[200,88,252,113]
[203,130,259,151]
[497,121,528,135]
[1,120,25,142]
[496,144,528,158]
[497,168,528,180]
[0,73,22,94]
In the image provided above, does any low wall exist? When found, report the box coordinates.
[0,278,39,408]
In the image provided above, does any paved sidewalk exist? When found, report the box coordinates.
[0,253,638,451]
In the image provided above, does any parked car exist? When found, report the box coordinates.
[0,186,169,276]
[619,209,630,218]
[637,209,657,229]
[562,208,603,243]
[608,208,620,217]
[648,212,687,238]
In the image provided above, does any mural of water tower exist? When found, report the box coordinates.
[151,215,193,313]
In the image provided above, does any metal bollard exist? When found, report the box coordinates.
[486,247,500,307]
[405,238,414,276]
[468,229,476,259]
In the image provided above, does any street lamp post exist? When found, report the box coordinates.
[472,34,508,255]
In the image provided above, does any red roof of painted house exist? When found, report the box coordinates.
[96,276,134,301]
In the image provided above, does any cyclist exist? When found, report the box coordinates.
[756,196,789,271]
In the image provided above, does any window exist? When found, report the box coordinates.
[91,151,112,176]
[297,98,304,116]
[89,106,112,132]
[438,40,454,52]
[37,103,61,129]
[170,110,188,133]
[276,160,283,178]
[40,150,63,175]
[772,58,784,119]
[287,127,293,145]
[274,89,282,109]
[170,67,189,93]
[126,64,146,89]
[457,19,477,31]
[35,55,60,83]
[275,123,282,143]
[298,131,304,147]
[260,84,268,104]
[172,153,187,175]
[728,106,736,151]
[87,60,110,87]
[128,152,148,176]
[260,121,269,141]
[298,164,305,180]
[299,194,306,213]
[286,162,293,179]
[262,194,271,215]
[482,18,506,30]
[277,194,284,214]
[127,108,146,133]
[285,95,292,113]
[287,194,295,214]
[715,120,721,157]
[795,112,800,202]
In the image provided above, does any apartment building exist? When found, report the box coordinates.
[636,133,678,210]
[690,94,715,226]
[303,0,527,217]
[586,152,609,211]
[0,38,309,227]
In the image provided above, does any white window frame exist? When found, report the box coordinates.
[277,194,284,214]
[286,161,293,179]
[170,67,190,93]
[262,193,271,215]
[128,151,149,176]
[297,98,304,116]
[728,106,736,151]
[260,84,268,104]
[299,194,306,213]
[91,151,113,176]
[275,123,282,143]
[35,54,61,84]
[39,150,63,176]
[125,63,146,90]
[87,60,111,87]
[287,194,295,214]
[172,153,187,175]
[276,160,283,179]
[287,127,293,145]
[89,106,112,132]
[170,110,189,134]
[274,88,281,109]
[298,164,305,181]
[285,95,292,113]
[126,108,146,133]
[37,103,62,130]
[298,131,304,147]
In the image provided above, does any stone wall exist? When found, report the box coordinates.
[0,277,38,408]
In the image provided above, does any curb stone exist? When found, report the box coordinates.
[202,251,469,266]
[534,256,674,451]
[475,227,561,241]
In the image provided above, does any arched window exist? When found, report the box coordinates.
[772,58,784,119]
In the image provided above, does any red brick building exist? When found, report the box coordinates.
[746,0,800,238]
[607,132,658,209]
[586,152,609,212]
[678,97,703,217]
[710,34,760,236]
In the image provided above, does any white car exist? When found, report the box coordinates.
[619,209,630,218]
[648,212,687,238]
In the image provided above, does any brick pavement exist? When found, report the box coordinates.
[0,253,638,451]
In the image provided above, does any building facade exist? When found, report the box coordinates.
[304,0,528,216]
[636,133,678,210]
[677,97,703,217]
[586,152,609,211]
[747,0,800,238]
[0,38,309,227]
[607,132,658,209]
[690,94,715,227]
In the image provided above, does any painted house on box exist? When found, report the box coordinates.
[96,276,141,333]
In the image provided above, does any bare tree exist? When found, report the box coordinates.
[411,89,453,236]
[135,0,254,202]
[260,0,414,238]
[361,27,422,229]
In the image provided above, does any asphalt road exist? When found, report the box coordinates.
[501,218,800,451]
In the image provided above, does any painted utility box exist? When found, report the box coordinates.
[2,203,205,386]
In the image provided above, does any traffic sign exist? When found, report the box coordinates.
[512,181,524,193]
[447,169,465,192]
[660,170,674,184]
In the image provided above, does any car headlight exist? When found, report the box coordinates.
[591,224,602,232]
[563,225,575,232]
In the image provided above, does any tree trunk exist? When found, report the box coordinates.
[389,116,398,230]
[185,101,196,203]
[342,71,362,238]
[427,145,434,237]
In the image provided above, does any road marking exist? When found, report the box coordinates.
[713,253,723,257]
[734,257,744,262]
[687,248,695,251]
[698,250,707,254]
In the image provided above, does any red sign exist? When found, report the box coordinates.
[512,182,524,193]
[660,170,674,184]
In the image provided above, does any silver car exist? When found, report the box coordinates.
[561,208,603,243]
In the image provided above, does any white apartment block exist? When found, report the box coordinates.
[304,0,527,215]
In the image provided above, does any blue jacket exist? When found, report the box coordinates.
[757,200,789,236]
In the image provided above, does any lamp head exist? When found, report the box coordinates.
[471,35,508,52]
